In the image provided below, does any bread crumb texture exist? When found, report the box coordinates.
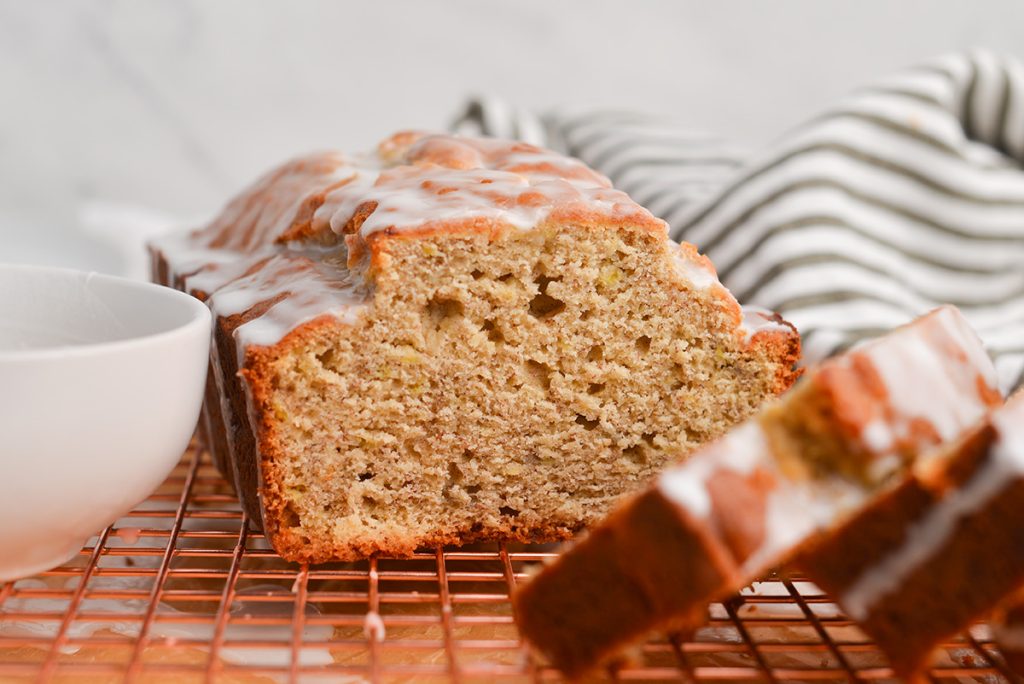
[250,223,794,562]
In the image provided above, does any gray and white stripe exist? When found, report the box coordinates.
[452,51,1024,393]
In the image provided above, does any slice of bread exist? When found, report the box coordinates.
[150,132,800,563]
[512,306,1001,678]
[797,390,1024,677]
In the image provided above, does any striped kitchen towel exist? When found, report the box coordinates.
[453,50,1024,394]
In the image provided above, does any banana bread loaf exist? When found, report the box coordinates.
[150,131,800,563]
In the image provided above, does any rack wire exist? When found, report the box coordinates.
[0,439,1015,683]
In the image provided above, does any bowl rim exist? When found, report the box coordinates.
[0,263,211,362]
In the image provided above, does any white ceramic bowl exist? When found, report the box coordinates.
[0,264,210,580]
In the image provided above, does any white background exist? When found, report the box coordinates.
[2,0,1023,274]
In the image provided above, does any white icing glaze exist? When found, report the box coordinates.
[312,138,657,238]
[181,246,278,296]
[658,422,769,517]
[861,421,894,454]
[740,475,866,575]
[151,235,240,283]
[839,394,1024,621]
[740,305,793,344]
[363,610,386,641]
[658,419,865,575]
[203,254,370,364]
[669,245,719,290]
[313,159,382,234]
[206,150,357,253]
[850,306,997,455]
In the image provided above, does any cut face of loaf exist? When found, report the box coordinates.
[149,132,801,563]
[512,306,1002,679]
[243,227,798,562]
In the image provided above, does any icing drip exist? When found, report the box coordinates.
[658,422,769,517]
[840,394,1024,621]
[312,134,660,238]
[203,253,370,363]
[740,306,794,344]
[658,420,866,573]
[670,245,719,290]
[182,246,280,296]
[203,151,356,252]
[363,611,386,641]
[150,231,241,283]
[740,476,865,575]
[848,306,998,455]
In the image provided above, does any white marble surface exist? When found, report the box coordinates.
[2,0,1023,275]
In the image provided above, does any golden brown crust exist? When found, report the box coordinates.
[211,301,284,523]
[750,315,803,396]
[203,152,351,252]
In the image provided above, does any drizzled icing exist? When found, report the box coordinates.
[657,307,1002,592]
[659,422,769,517]
[201,151,356,252]
[149,231,242,285]
[311,134,660,238]
[658,420,865,574]
[841,306,998,456]
[839,394,1024,621]
[363,610,386,642]
[182,247,279,297]
[740,306,794,344]
[203,253,370,360]
[670,244,719,290]
[741,473,865,575]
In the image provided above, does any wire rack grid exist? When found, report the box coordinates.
[0,439,1016,683]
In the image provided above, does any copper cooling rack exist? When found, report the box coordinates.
[0,440,1016,683]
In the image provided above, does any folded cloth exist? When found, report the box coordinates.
[453,50,1024,394]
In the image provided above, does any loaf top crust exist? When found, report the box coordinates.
[194,131,664,252]
[152,131,791,359]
